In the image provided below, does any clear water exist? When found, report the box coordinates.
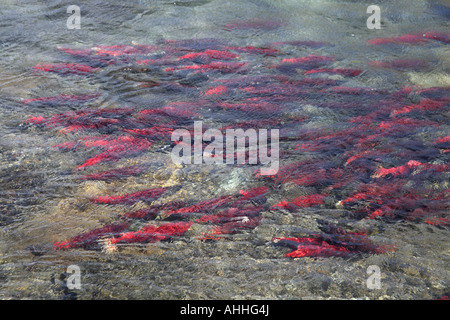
[0,0,448,299]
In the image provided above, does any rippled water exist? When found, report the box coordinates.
[0,0,449,300]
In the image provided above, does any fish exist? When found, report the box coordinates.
[367,34,429,45]
[434,136,450,145]
[123,125,175,140]
[336,179,446,222]
[177,50,238,61]
[273,225,393,258]
[164,61,247,73]
[224,46,279,56]
[264,159,339,187]
[58,47,116,67]
[318,225,394,254]
[28,38,450,254]
[164,195,234,218]
[34,63,99,75]
[424,217,450,227]
[339,181,408,208]
[373,160,449,178]
[273,236,351,258]
[199,216,262,241]
[58,47,93,57]
[109,221,193,244]
[273,194,326,211]
[92,44,158,57]
[236,187,269,202]
[203,85,229,96]
[367,31,449,45]
[135,57,177,66]
[120,201,186,220]
[77,136,153,170]
[26,108,134,131]
[90,187,169,205]
[280,55,335,65]
[344,148,393,165]
[376,117,439,130]
[391,99,445,115]
[275,55,334,72]
[53,222,130,250]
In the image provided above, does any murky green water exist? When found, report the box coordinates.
[0,0,449,299]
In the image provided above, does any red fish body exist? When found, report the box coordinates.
[110,221,193,244]
[275,55,334,72]
[274,237,351,258]
[199,216,262,241]
[374,160,449,178]
[53,222,130,250]
[90,187,169,205]
[392,99,445,115]
[234,187,268,204]
[368,34,429,45]
[165,61,247,73]
[368,32,449,45]
[422,31,450,43]
[121,201,186,220]
[123,125,175,140]
[273,225,393,258]
[177,50,238,61]
[77,136,152,170]
[164,195,234,217]
[58,47,93,56]
[34,63,99,75]
[27,39,447,255]
[224,46,279,56]
[27,107,134,132]
[273,194,326,211]
[203,85,229,96]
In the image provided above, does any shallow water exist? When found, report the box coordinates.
[0,0,449,300]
